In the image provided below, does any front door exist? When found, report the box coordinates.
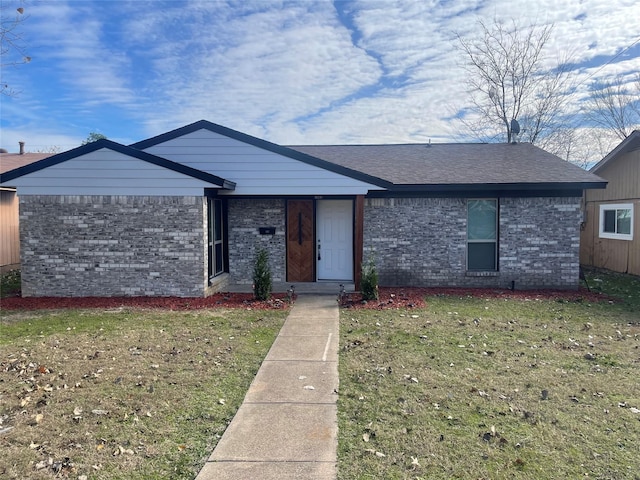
[286,200,314,282]
[317,199,353,281]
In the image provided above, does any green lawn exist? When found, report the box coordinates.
[1,267,638,479]
[0,307,287,479]
[338,270,640,479]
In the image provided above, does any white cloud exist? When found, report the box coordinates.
[1,0,638,159]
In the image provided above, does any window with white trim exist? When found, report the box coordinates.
[467,199,498,271]
[599,203,633,241]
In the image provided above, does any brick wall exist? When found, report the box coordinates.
[227,198,286,285]
[19,195,206,297]
[364,196,582,289]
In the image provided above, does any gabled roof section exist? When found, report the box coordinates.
[590,130,640,173]
[290,142,607,192]
[131,120,393,189]
[0,139,236,190]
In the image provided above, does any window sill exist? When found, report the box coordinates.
[207,272,230,294]
[466,271,499,277]
[599,233,633,241]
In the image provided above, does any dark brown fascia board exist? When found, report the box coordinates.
[129,120,394,190]
[0,139,236,190]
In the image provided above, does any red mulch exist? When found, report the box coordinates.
[0,287,613,312]
[0,292,293,311]
[339,286,614,310]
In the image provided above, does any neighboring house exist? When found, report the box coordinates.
[580,131,640,275]
[0,146,52,273]
[0,120,605,297]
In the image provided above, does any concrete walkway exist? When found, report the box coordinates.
[196,295,340,480]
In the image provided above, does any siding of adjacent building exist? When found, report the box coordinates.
[0,189,20,271]
[581,146,640,275]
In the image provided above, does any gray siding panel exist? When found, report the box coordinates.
[8,150,214,196]
[144,128,381,196]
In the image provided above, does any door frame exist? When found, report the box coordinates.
[285,196,364,288]
[316,199,354,281]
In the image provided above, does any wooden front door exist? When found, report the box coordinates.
[287,200,314,282]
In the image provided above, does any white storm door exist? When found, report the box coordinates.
[316,199,353,281]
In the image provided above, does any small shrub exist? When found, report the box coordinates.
[361,258,378,301]
[253,249,272,301]
[0,269,21,298]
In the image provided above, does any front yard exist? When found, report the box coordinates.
[0,308,287,479]
[1,268,638,479]
[338,271,640,479]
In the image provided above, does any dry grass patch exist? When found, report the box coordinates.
[339,288,640,479]
[0,308,286,479]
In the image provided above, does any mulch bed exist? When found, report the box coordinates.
[1,287,613,311]
[0,292,293,311]
[338,286,614,309]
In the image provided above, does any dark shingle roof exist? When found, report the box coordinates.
[288,143,605,188]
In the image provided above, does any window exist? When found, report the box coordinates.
[467,199,498,271]
[207,197,227,281]
[599,203,633,240]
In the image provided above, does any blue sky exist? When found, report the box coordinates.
[1,0,639,158]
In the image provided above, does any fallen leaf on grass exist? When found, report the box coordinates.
[35,458,51,470]
[92,409,109,416]
[114,445,135,455]
[364,448,386,457]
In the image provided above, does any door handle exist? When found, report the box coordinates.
[317,240,321,260]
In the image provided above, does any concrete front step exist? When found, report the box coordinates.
[226,282,355,295]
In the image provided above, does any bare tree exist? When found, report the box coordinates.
[1,1,30,96]
[585,74,640,140]
[456,19,574,145]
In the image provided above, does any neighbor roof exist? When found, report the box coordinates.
[289,143,606,191]
[0,152,53,174]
